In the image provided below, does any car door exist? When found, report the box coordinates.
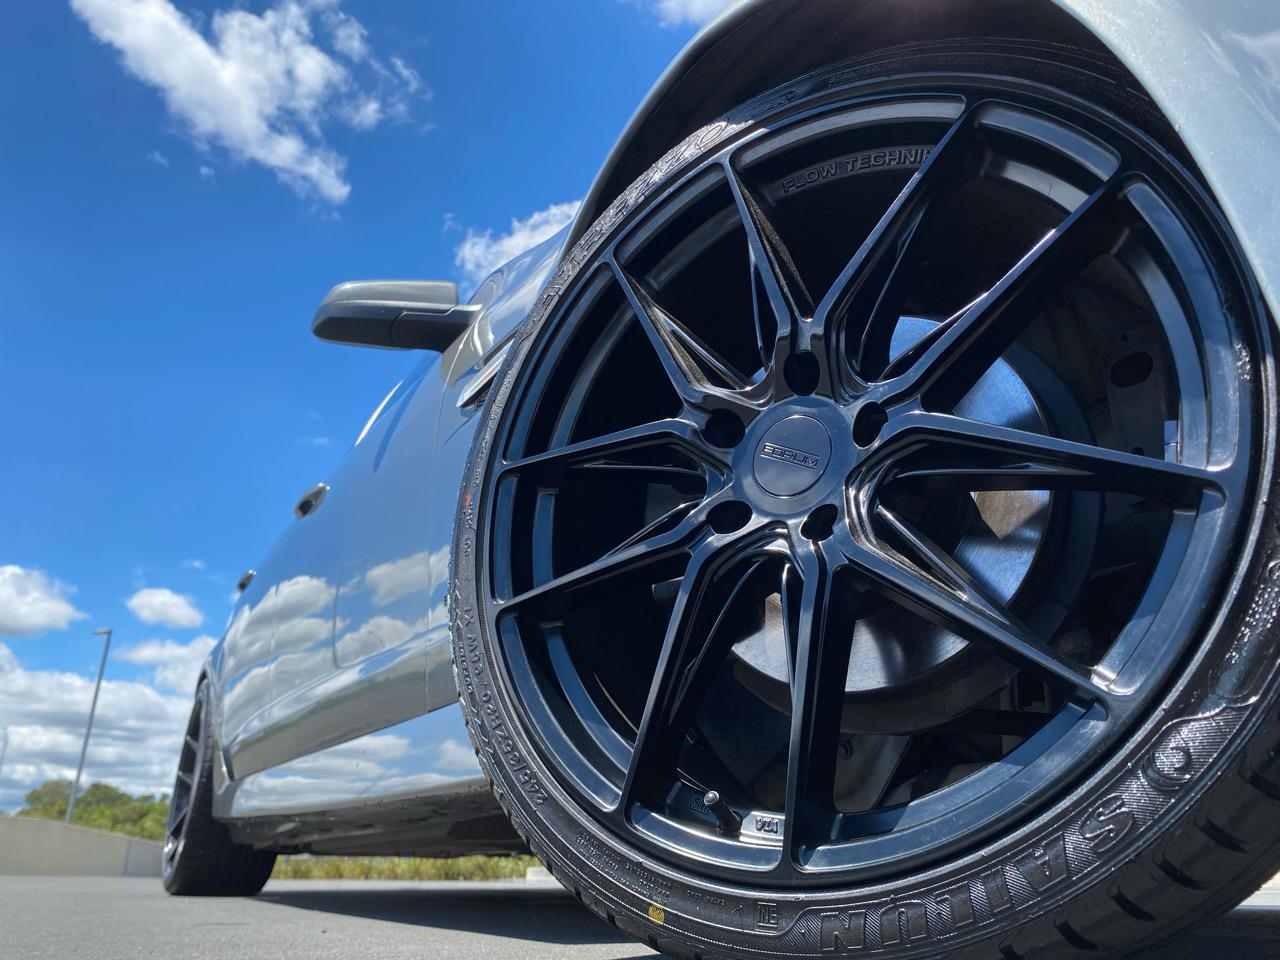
[218,477,344,778]
[317,349,451,735]
[221,351,448,779]
[274,242,567,750]
[217,238,566,781]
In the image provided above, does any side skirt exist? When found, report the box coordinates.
[220,704,523,856]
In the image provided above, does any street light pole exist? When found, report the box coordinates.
[0,727,8,785]
[66,629,111,824]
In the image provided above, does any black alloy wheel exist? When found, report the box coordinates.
[453,41,1280,960]
[163,681,275,896]
[163,688,204,875]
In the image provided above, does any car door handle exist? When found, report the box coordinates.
[294,482,330,519]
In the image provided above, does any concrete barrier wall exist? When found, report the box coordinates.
[0,816,162,877]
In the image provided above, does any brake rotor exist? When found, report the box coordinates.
[729,317,1054,732]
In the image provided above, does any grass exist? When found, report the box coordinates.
[271,854,541,881]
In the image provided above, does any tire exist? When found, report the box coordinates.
[451,40,1280,959]
[162,680,276,896]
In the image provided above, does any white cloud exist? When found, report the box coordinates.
[323,6,368,61]
[146,149,169,166]
[389,56,421,94]
[454,200,580,289]
[126,587,204,629]
[248,575,334,625]
[0,642,189,810]
[335,613,424,662]
[363,548,447,606]
[435,738,480,772]
[0,566,88,638]
[179,558,206,571]
[634,0,747,26]
[340,94,382,130]
[116,635,216,693]
[221,573,336,667]
[198,163,216,184]
[69,0,426,204]
[292,734,410,775]
[213,727,474,815]
[643,0,743,27]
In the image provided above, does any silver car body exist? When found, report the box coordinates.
[202,0,1280,854]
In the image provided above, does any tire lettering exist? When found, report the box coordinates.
[879,901,929,945]
[1080,795,1134,853]
[939,882,976,927]
[756,902,779,929]
[820,910,867,953]
[1013,836,1069,894]
[981,867,1014,913]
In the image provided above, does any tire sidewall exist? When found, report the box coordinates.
[451,46,1280,958]
[163,682,211,891]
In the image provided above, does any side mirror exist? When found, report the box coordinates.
[312,280,481,352]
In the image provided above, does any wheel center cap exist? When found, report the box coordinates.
[753,415,832,497]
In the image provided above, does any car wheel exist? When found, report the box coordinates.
[451,39,1280,959]
[162,680,276,896]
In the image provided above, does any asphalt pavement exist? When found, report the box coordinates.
[2,876,1277,960]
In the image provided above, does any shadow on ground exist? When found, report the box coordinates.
[259,885,1280,958]
[257,885,643,950]
[1133,906,1280,958]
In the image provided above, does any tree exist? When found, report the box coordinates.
[20,779,72,818]
[17,779,170,841]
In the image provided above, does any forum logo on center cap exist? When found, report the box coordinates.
[754,415,832,497]
[759,442,823,470]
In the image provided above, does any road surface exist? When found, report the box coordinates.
[1,876,1276,959]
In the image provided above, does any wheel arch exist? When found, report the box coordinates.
[569,0,1280,321]
[192,657,238,821]
[569,0,1112,247]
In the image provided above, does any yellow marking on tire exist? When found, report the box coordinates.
[647,904,666,925]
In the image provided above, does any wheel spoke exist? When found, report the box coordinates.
[779,538,858,868]
[882,178,1131,408]
[880,411,1218,505]
[878,313,954,382]
[849,517,1111,705]
[498,491,732,614]
[723,161,809,376]
[574,461,706,483]
[607,256,753,405]
[777,562,803,685]
[814,107,984,378]
[666,314,754,391]
[499,418,727,480]
[604,501,701,558]
[622,524,781,809]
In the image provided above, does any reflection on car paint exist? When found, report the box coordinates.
[229,706,483,817]
[209,234,569,822]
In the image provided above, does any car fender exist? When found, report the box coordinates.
[570,0,1280,320]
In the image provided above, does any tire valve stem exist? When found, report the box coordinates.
[703,790,741,835]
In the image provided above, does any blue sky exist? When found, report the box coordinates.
[0,0,734,809]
